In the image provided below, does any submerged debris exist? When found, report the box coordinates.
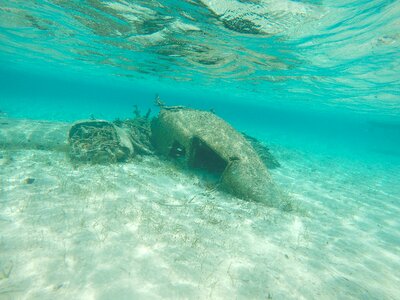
[242,132,280,169]
[117,118,154,156]
[151,107,284,207]
[62,100,286,207]
[113,105,154,156]
[154,94,165,108]
[68,120,134,164]
[154,94,185,111]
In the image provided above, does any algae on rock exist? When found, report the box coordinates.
[242,132,280,169]
[151,107,283,207]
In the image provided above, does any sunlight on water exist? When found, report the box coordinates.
[0,0,399,113]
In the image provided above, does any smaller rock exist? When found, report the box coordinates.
[23,178,35,184]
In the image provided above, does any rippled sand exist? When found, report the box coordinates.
[1,142,398,299]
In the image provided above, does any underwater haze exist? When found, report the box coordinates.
[1,0,400,299]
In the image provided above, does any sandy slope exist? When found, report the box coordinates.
[1,142,399,299]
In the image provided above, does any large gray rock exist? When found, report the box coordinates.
[151,108,283,206]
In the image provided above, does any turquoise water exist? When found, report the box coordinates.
[1,0,400,299]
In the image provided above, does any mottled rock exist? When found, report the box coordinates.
[151,108,283,206]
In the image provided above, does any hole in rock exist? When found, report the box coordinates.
[189,136,228,174]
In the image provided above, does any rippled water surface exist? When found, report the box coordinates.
[1,0,399,113]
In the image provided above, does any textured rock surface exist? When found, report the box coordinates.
[151,108,282,206]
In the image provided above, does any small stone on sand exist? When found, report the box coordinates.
[23,178,35,184]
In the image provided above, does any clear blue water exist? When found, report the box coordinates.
[0,0,399,299]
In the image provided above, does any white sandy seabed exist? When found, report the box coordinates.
[0,130,399,299]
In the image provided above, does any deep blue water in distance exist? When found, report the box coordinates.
[1,0,400,298]
[1,63,399,161]
[1,0,399,160]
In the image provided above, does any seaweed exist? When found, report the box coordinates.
[68,121,131,164]
[133,105,141,118]
[113,105,154,155]
[154,94,165,108]
[154,94,185,111]
[241,132,280,169]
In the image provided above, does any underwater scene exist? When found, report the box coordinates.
[0,0,399,299]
